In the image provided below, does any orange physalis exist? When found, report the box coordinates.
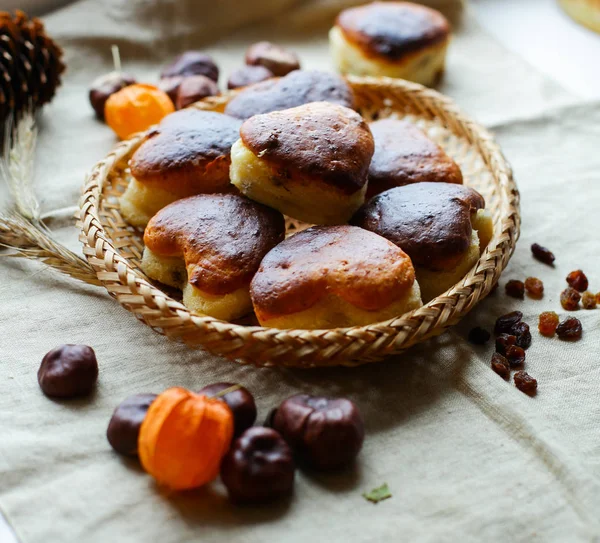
[138,387,234,490]
[105,83,174,139]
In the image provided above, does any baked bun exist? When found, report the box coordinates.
[352,183,493,302]
[120,110,242,227]
[142,194,285,320]
[250,225,422,329]
[559,0,600,34]
[224,70,355,120]
[330,1,450,86]
[367,118,462,198]
[230,101,374,225]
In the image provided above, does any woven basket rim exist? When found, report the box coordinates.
[79,76,520,367]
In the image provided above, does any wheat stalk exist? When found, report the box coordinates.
[0,113,101,287]
[0,214,101,285]
[1,111,40,221]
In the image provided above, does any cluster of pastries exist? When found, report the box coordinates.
[117,6,492,330]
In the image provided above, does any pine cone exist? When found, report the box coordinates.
[0,10,65,125]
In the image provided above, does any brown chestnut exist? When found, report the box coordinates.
[273,394,364,471]
[107,393,157,456]
[263,407,277,428]
[38,344,98,399]
[227,65,274,90]
[245,41,300,77]
[158,76,184,104]
[198,382,256,437]
[89,71,136,119]
[160,51,219,82]
[220,427,295,504]
[175,75,219,109]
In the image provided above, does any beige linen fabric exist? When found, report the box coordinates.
[1,1,600,542]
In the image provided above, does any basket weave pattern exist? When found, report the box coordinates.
[79,77,519,367]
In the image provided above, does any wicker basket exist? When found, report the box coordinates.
[79,76,519,368]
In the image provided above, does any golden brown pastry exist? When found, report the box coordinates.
[559,0,600,34]
[224,70,355,120]
[250,225,422,329]
[120,109,242,228]
[352,183,493,302]
[330,1,450,86]
[141,194,285,320]
[230,101,374,225]
[367,118,462,198]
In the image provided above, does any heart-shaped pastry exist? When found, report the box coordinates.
[250,225,422,329]
[224,70,355,120]
[230,101,374,225]
[142,193,285,320]
[330,1,450,87]
[120,109,242,227]
[366,119,462,198]
[352,182,493,301]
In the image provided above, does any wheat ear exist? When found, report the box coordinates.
[1,111,40,221]
[0,113,100,286]
[0,213,101,285]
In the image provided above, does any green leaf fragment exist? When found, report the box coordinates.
[362,483,392,504]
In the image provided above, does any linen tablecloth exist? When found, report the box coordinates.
[1,1,599,541]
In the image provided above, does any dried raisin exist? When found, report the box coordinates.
[505,280,525,299]
[491,353,510,380]
[506,345,526,368]
[468,327,491,345]
[538,312,559,337]
[560,288,581,311]
[566,270,588,292]
[495,334,517,356]
[494,311,523,335]
[556,317,583,340]
[524,277,544,299]
[514,371,537,395]
[512,322,532,349]
[531,243,555,265]
[581,291,597,310]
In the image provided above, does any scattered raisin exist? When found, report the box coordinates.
[494,311,523,335]
[566,270,588,292]
[468,327,491,345]
[495,334,516,356]
[531,243,555,265]
[505,280,525,299]
[556,317,583,340]
[506,345,526,368]
[581,291,597,310]
[511,322,532,349]
[514,371,537,395]
[538,311,559,337]
[560,288,581,311]
[491,353,510,379]
[596,292,600,305]
[524,277,544,299]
